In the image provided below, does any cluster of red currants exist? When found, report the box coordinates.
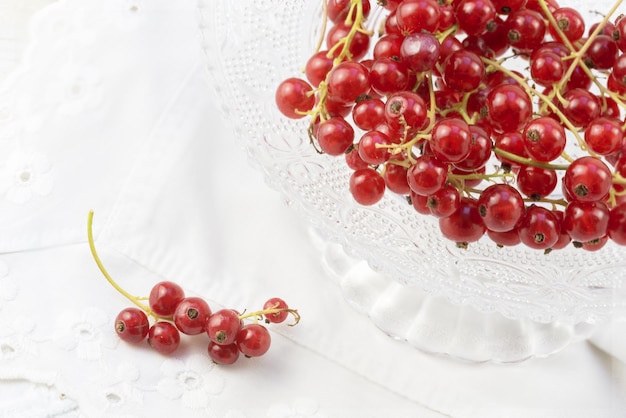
[114,283,297,364]
[87,211,299,365]
[275,0,626,252]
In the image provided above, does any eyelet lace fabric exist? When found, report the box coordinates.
[0,0,624,417]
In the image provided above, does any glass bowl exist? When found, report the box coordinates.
[198,0,626,362]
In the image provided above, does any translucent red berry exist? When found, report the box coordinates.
[237,324,272,358]
[149,281,185,317]
[114,307,149,343]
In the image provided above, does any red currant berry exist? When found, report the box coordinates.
[173,297,212,336]
[488,228,521,247]
[114,307,149,343]
[395,0,441,34]
[352,98,385,131]
[384,91,428,134]
[517,205,560,250]
[443,50,485,92]
[584,117,624,156]
[560,89,601,128]
[563,201,610,242]
[487,84,532,133]
[327,0,371,23]
[358,130,391,164]
[522,116,566,162]
[326,61,371,104]
[383,162,411,195]
[530,51,564,86]
[453,125,492,172]
[326,22,370,61]
[506,8,546,52]
[349,168,386,206]
[369,57,410,96]
[237,324,271,358]
[516,165,558,200]
[305,51,334,87]
[439,197,487,246]
[407,154,448,196]
[345,146,369,170]
[427,184,460,218]
[477,184,525,232]
[275,78,315,119]
[563,156,612,202]
[608,203,626,245]
[430,118,473,163]
[400,32,441,73]
[455,0,497,36]
[207,309,242,346]
[263,297,289,324]
[208,341,240,365]
[548,7,585,43]
[148,321,180,355]
[149,281,185,317]
[584,35,619,70]
[316,116,355,156]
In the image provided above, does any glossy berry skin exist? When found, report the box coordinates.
[349,168,386,206]
[304,51,333,87]
[400,32,441,73]
[439,197,486,245]
[455,0,497,36]
[114,307,149,343]
[207,309,242,346]
[384,91,428,133]
[477,184,525,232]
[407,154,448,196]
[430,118,472,163]
[173,297,212,336]
[505,9,546,52]
[522,117,566,162]
[316,117,355,156]
[326,61,370,104]
[148,321,180,355]
[487,84,532,133]
[584,117,624,156]
[208,341,240,365]
[548,7,585,43]
[383,162,411,195]
[369,57,410,96]
[275,78,315,119]
[517,205,559,250]
[516,165,557,200]
[443,50,485,92]
[562,157,612,202]
[149,281,185,317]
[237,324,271,358]
[395,0,441,34]
[563,201,610,242]
[608,203,626,245]
[427,184,460,218]
[263,297,289,324]
[358,130,391,165]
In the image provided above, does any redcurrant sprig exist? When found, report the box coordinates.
[87,210,300,362]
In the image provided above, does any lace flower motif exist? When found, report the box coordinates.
[55,307,119,360]
[0,316,37,360]
[89,362,143,413]
[0,151,54,204]
[157,354,225,409]
[267,397,328,418]
[47,63,103,115]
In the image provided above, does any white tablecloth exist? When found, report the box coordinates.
[0,1,624,417]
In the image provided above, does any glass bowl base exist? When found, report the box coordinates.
[310,229,598,363]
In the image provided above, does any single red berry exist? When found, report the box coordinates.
[563,201,610,243]
[395,0,441,34]
[516,165,558,200]
[383,162,411,195]
[304,51,334,87]
[173,297,212,336]
[487,84,532,133]
[114,307,149,343]
[207,309,243,346]
[562,156,612,202]
[427,184,460,218]
[522,116,566,162]
[517,205,560,250]
[263,297,289,324]
[608,203,626,245]
[316,117,355,156]
[358,130,391,165]
[438,197,486,246]
[326,22,370,61]
[149,281,185,317]
[430,118,473,163]
[349,168,386,206]
[455,0,497,36]
[443,50,485,92]
[407,154,448,196]
[208,341,240,365]
[477,184,525,232]
[275,78,315,119]
[400,32,441,73]
[548,7,585,43]
[237,324,272,358]
[148,321,180,355]
[584,117,624,156]
[487,228,521,247]
[352,98,385,131]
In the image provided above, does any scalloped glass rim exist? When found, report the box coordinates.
[197,0,626,327]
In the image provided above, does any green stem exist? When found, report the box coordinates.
[87,210,157,318]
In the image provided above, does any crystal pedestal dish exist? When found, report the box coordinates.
[198,0,626,362]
